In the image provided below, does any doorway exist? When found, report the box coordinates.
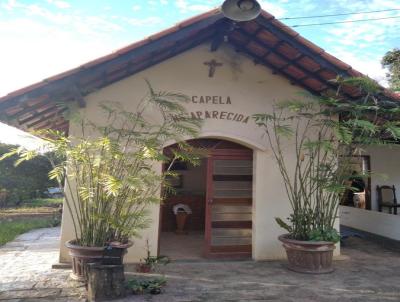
[340,155,371,210]
[159,139,253,260]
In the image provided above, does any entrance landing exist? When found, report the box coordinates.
[159,231,204,260]
[129,236,400,301]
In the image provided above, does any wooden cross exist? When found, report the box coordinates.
[203,59,223,78]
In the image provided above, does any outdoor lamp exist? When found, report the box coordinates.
[221,0,261,22]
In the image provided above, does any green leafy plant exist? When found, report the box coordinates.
[143,255,170,268]
[126,277,167,295]
[253,77,400,242]
[1,82,203,247]
[137,239,170,272]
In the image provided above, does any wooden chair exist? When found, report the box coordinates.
[376,185,400,215]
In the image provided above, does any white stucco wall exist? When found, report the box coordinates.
[340,206,400,240]
[59,43,340,263]
[364,145,400,211]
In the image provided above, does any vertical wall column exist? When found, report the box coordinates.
[124,162,163,263]
[252,149,290,260]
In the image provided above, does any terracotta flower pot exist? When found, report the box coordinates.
[66,240,133,281]
[278,234,335,274]
[175,211,188,234]
[136,263,152,273]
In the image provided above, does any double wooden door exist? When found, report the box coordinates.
[204,149,253,258]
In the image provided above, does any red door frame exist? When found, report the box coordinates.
[157,144,253,259]
[204,148,253,258]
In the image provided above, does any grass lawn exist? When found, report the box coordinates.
[23,198,63,208]
[0,198,62,246]
[0,198,63,215]
[0,216,60,246]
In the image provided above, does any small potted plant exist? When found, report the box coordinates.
[137,240,170,273]
[253,77,400,273]
[136,255,170,273]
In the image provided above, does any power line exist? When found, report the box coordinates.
[291,15,400,28]
[279,8,400,20]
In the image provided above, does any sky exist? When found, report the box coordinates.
[0,0,399,148]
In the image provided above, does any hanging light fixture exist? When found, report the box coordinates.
[221,0,261,22]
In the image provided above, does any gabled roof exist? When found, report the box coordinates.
[0,8,398,134]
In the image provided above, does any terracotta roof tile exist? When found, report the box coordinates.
[295,36,325,55]
[277,43,300,60]
[106,69,128,83]
[5,107,23,116]
[320,52,351,71]
[265,53,287,68]
[260,10,275,20]
[36,102,54,112]
[256,29,279,46]
[147,27,179,42]
[318,70,337,82]
[1,81,48,101]
[270,19,299,38]
[241,21,261,34]
[230,31,249,44]
[297,56,321,72]
[247,41,268,57]
[341,85,361,96]
[178,8,220,27]
[27,95,48,106]
[303,78,326,91]
[285,65,306,79]
[107,60,133,75]
[348,69,364,78]
[4,96,49,115]
[113,40,150,57]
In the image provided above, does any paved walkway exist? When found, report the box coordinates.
[0,227,84,301]
[1,227,400,301]
[124,236,400,302]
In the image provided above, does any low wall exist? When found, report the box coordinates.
[340,206,400,241]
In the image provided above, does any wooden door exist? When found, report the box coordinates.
[204,149,253,258]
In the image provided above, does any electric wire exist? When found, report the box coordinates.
[279,8,400,20]
[290,15,400,28]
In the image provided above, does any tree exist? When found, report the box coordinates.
[382,48,400,91]
[0,143,57,206]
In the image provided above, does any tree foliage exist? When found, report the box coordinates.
[382,48,400,91]
[0,143,57,206]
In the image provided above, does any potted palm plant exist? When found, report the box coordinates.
[253,77,400,273]
[2,82,202,280]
